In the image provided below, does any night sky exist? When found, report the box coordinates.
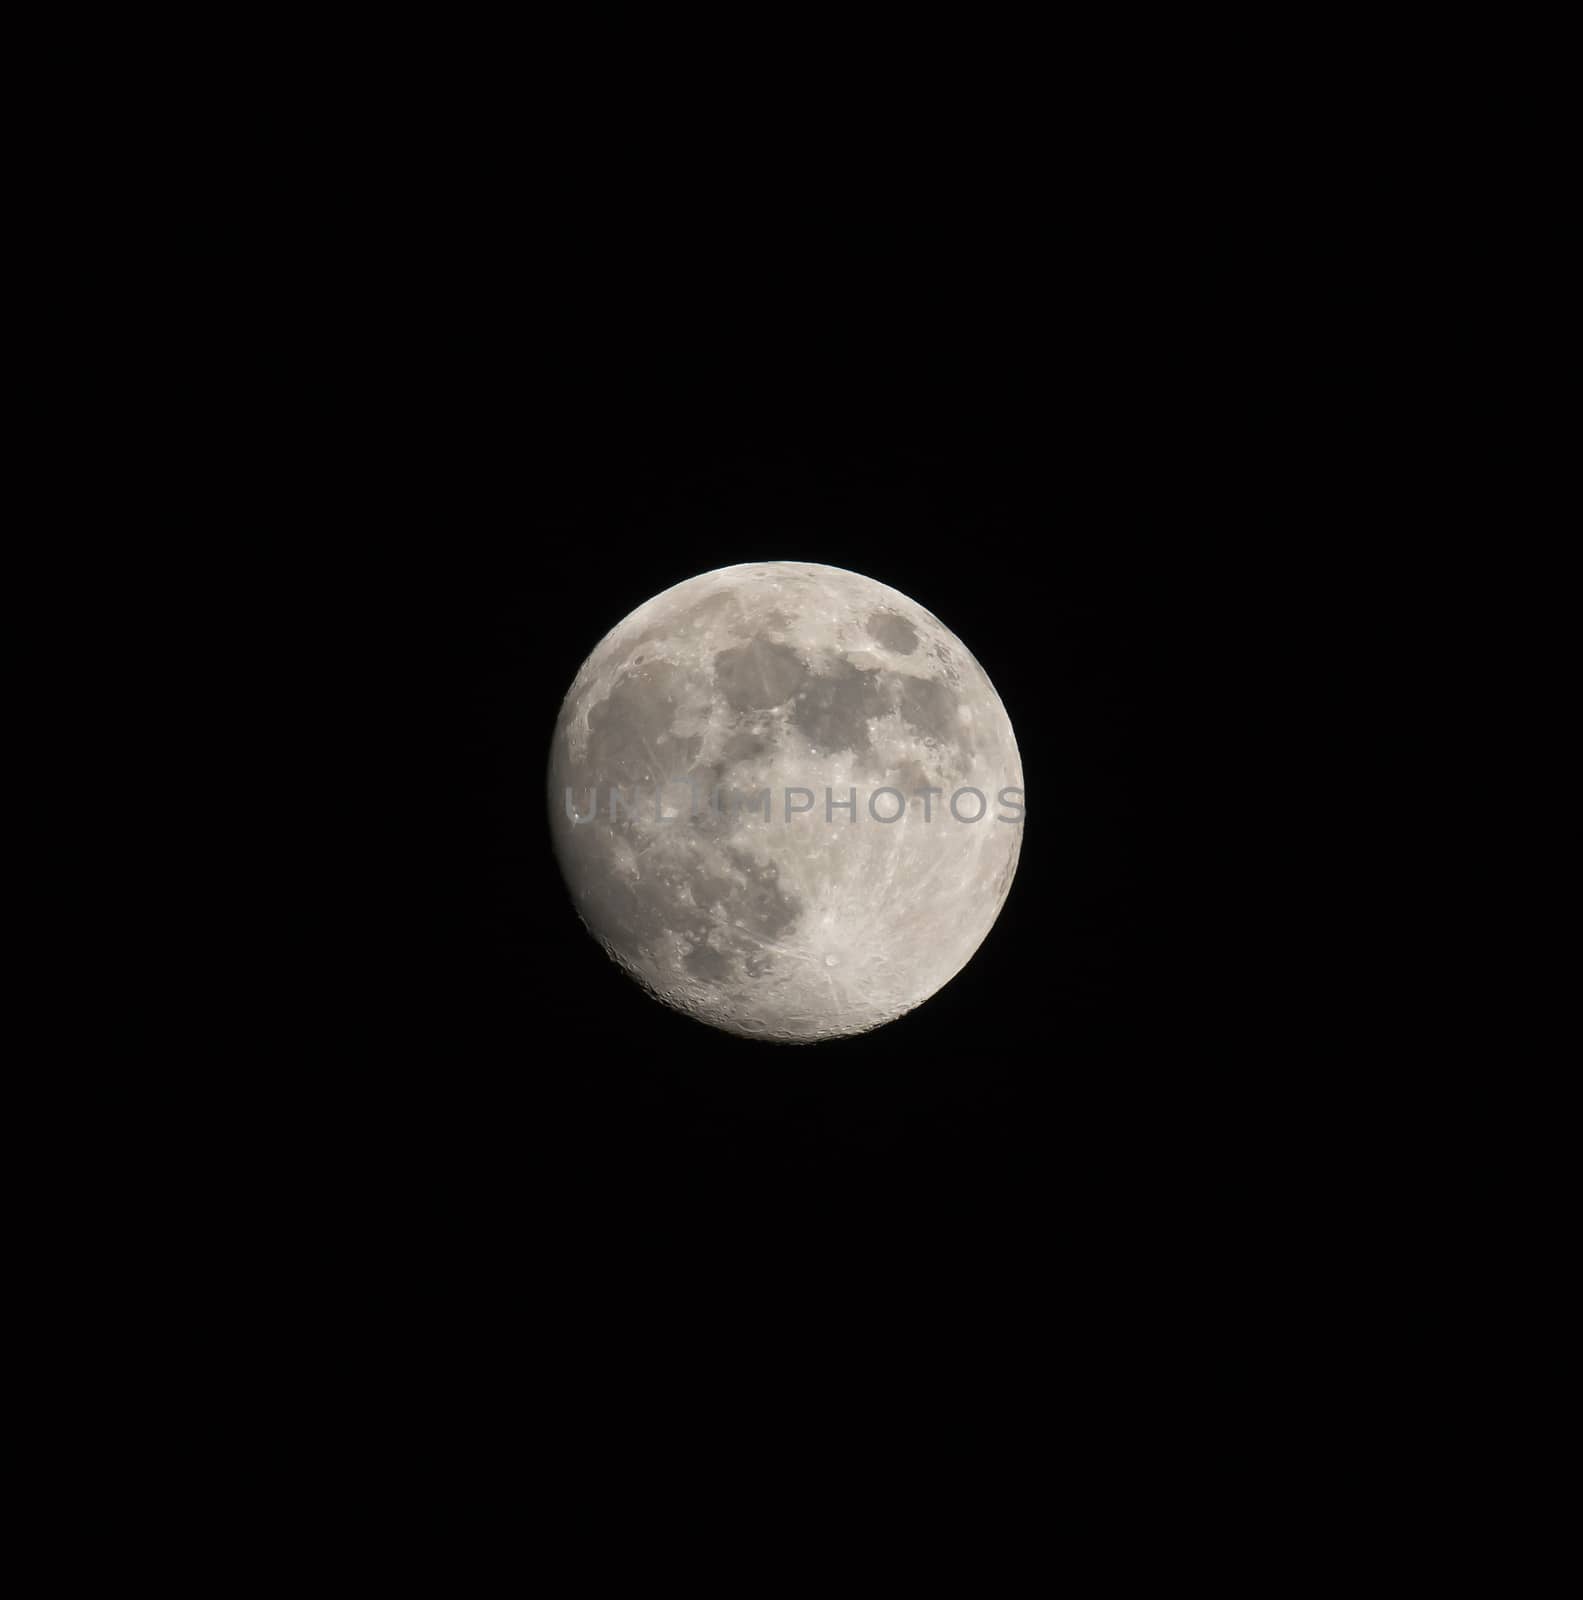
[245,156,1378,1351]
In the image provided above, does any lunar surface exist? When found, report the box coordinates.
[547,562,1024,1041]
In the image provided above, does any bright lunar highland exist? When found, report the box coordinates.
[547,562,1024,1041]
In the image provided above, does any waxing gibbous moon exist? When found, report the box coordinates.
[547,562,1024,1041]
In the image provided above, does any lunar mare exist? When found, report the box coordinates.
[547,562,1024,1041]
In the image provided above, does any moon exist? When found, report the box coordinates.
[547,562,1024,1041]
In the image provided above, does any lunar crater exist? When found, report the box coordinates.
[867,609,919,655]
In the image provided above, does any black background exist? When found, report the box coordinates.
[300,242,1344,1284]
[67,40,1515,1557]
[231,129,1390,1381]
